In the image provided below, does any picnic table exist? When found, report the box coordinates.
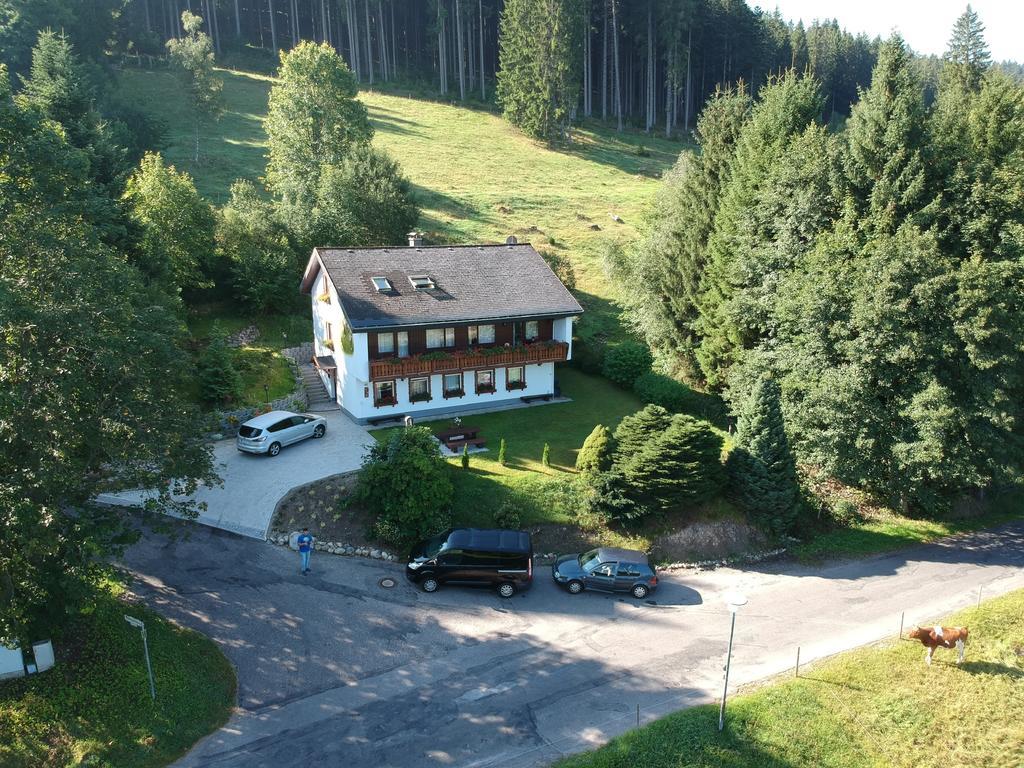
[435,425,486,451]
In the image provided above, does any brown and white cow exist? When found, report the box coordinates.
[908,626,969,666]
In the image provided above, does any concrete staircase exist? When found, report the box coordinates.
[300,364,339,412]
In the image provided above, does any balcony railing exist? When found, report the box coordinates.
[370,341,569,381]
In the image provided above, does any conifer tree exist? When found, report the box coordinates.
[620,414,724,508]
[619,86,750,369]
[943,5,990,95]
[726,377,798,534]
[496,0,584,141]
[697,70,822,386]
[197,323,243,406]
[576,424,613,474]
[842,35,931,235]
[612,404,671,464]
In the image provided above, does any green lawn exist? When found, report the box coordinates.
[116,66,682,344]
[791,492,1024,562]
[372,367,645,528]
[233,346,296,404]
[554,589,1024,768]
[0,582,235,768]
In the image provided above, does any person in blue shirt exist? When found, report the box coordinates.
[297,528,314,574]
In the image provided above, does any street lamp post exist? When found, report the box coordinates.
[263,383,270,406]
[124,615,156,701]
[718,592,747,732]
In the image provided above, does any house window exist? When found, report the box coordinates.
[377,332,395,355]
[397,331,409,358]
[324,322,333,350]
[478,324,496,344]
[468,325,478,345]
[525,320,539,341]
[506,366,526,390]
[373,380,396,406]
[409,377,430,402]
[443,373,464,397]
[476,369,496,394]
[409,274,435,290]
[372,276,392,292]
[427,327,456,349]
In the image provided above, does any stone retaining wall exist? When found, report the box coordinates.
[210,358,308,438]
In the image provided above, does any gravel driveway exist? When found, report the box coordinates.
[99,412,375,538]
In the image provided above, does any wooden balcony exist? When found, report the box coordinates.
[369,341,569,381]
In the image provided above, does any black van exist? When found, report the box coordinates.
[406,528,533,598]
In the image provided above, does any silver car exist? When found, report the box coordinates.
[236,410,327,456]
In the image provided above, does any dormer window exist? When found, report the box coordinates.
[371,276,392,292]
[409,274,435,290]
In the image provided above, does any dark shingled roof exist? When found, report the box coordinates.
[303,244,583,330]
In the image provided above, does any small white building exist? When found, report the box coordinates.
[298,238,583,423]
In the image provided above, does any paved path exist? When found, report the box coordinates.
[99,412,375,539]
[119,522,1024,768]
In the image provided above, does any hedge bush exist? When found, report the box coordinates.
[602,341,653,388]
[633,371,729,428]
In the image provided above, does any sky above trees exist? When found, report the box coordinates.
[752,1,1019,61]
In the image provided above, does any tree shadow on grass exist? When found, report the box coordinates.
[957,660,1024,679]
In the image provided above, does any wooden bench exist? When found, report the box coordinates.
[368,414,406,426]
[520,394,552,404]
[445,437,487,451]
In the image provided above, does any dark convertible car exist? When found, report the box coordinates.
[551,547,658,599]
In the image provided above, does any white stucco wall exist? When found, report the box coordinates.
[553,316,575,359]
[348,362,557,421]
[310,271,346,400]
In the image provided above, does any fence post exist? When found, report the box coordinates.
[898,611,904,640]
[636,703,640,728]
[795,646,800,678]
[977,585,983,609]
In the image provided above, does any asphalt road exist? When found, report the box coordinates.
[120,521,1024,768]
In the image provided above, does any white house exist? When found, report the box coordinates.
[298,237,583,423]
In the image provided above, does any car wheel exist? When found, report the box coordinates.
[313,424,326,438]
[497,582,516,598]
[632,584,649,599]
[567,580,584,595]
[421,577,439,593]
[268,442,282,457]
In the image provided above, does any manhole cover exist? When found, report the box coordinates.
[379,577,397,589]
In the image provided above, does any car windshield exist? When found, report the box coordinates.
[578,549,602,573]
[417,532,450,559]
[238,426,262,438]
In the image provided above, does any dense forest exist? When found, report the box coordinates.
[614,7,1024,515]
[2,0,884,135]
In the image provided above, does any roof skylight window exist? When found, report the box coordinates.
[371,276,392,292]
[409,274,435,290]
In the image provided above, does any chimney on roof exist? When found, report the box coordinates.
[506,235,518,245]
[407,231,424,247]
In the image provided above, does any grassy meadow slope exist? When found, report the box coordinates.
[117,66,683,342]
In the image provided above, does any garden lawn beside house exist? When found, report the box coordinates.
[553,588,1024,768]
[0,581,235,768]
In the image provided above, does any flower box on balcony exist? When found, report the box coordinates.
[476,385,496,395]
[506,381,527,391]
[374,396,397,407]
[409,392,432,403]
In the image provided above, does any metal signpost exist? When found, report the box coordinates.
[718,593,747,732]
[124,615,156,701]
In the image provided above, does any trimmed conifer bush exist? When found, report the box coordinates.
[575,424,613,474]
[612,404,672,464]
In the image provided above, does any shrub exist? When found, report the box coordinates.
[355,427,453,545]
[461,444,469,469]
[602,341,653,388]
[576,424,613,474]
[197,324,243,406]
[612,404,672,465]
[493,501,522,529]
[578,470,647,523]
[541,249,576,291]
[620,414,725,509]
[570,338,605,374]
[498,438,507,465]
[542,442,551,467]
[634,372,729,427]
